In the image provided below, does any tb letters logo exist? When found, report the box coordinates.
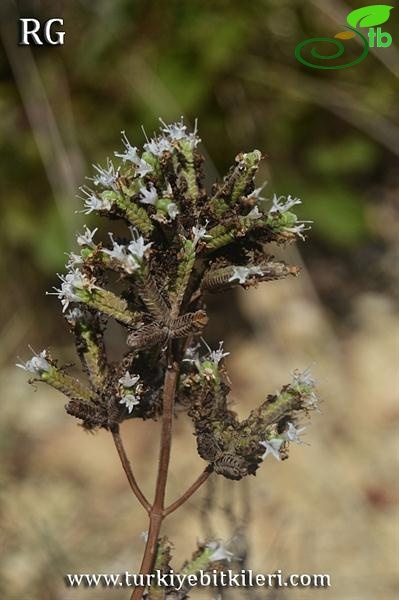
[295,4,394,69]
[19,18,65,46]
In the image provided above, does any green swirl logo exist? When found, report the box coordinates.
[295,25,369,70]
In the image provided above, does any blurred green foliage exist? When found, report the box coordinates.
[0,0,397,328]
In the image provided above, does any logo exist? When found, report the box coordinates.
[295,5,393,69]
[19,18,65,46]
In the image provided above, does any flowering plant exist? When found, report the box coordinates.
[18,118,318,599]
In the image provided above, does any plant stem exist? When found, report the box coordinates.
[131,349,180,600]
[164,467,212,516]
[112,428,151,513]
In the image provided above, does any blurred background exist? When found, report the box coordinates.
[0,1,398,599]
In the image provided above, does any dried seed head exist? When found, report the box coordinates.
[127,322,169,351]
[213,453,248,480]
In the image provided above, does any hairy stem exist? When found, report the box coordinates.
[131,347,180,600]
[112,428,151,513]
[164,467,213,516]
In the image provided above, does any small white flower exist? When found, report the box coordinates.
[159,117,200,149]
[160,117,187,140]
[114,131,139,162]
[120,393,140,414]
[270,193,302,214]
[246,206,263,220]
[292,367,315,388]
[192,222,211,245]
[103,233,128,260]
[144,136,172,156]
[140,531,149,542]
[284,422,307,444]
[167,202,179,220]
[66,252,83,268]
[128,236,152,262]
[267,194,312,240]
[76,226,98,248]
[206,541,234,563]
[79,187,113,214]
[91,159,119,188]
[292,368,318,409]
[247,185,266,202]
[139,184,158,205]
[284,219,312,241]
[16,350,51,375]
[48,268,97,312]
[102,235,138,274]
[228,266,263,284]
[115,131,153,177]
[118,371,140,388]
[209,341,229,365]
[259,438,283,461]
[103,231,151,273]
[183,343,200,364]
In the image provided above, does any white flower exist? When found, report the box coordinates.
[283,219,312,241]
[103,231,151,273]
[259,438,283,461]
[269,194,302,214]
[292,367,315,388]
[114,131,139,162]
[267,194,312,240]
[76,226,98,248]
[79,186,113,214]
[283,422,307,444]
[66,252,83,268]
[192,222,211,245]
[119,372,141,412]
[115,131,152,177]
[48,268,96,312]
[139,184,158,205]
[246,206,263,220]
[128,236,152,262]
[91,159,119,188]
[206,541,234,563]
[102,235,137,274]
[167,202,179,220]
[159,117,201,149]
[120,393,140,414]
[160,117,187,140]
[118,371,140,388]
[16,350,51,375]
[103,233,128,259]
[247,185,266,202]
[292,368,318,409]
[228,266,263,284]
[140,531,149,542]
[144,136,172,156]
[183,343,200,364]
[209,341,229,365]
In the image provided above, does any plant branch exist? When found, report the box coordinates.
[131,343,180,600]
[112,428,151,513]
[164,467,213,517]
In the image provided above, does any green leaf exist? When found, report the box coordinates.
[347,5,393,28]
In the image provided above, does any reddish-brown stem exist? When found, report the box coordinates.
[130,352,179,600]
[164,467,213,516]
[112,428,151,514]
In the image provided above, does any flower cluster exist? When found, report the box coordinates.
[17,118,319,595]
[18,117,317,467]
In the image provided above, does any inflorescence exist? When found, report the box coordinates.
[17,118,320,593]
[18,117,318,476]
